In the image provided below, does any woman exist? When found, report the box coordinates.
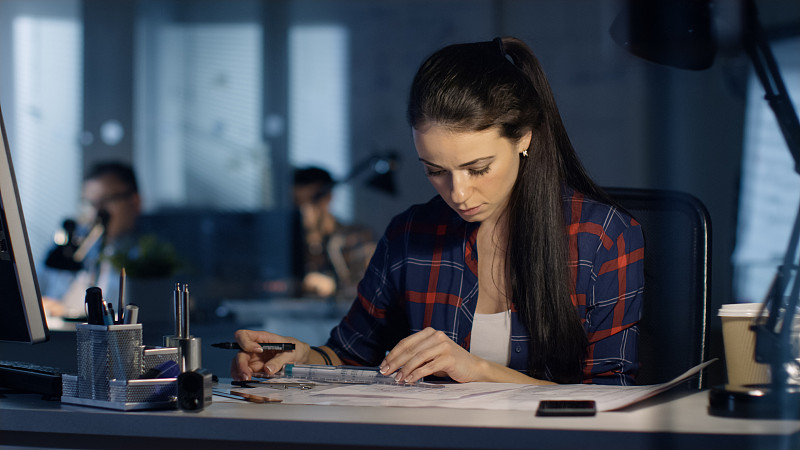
[233,37,644,386]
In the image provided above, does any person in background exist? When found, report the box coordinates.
[40,162,142,318]
[233,37,644,386]
[292,166,376,299]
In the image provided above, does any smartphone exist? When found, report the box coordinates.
[535,400,597,417]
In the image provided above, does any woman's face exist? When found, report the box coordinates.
[413,124,531,225]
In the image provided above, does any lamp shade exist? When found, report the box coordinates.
[364,152,398,195]
[610,0,717,70]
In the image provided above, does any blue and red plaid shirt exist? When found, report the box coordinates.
[327,186,644,385]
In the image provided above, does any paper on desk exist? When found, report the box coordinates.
[311,382,520,400]
[238,360,715,412]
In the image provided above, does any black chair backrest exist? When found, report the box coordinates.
[604,187,712,389]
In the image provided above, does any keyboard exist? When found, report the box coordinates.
[0,360,67,397]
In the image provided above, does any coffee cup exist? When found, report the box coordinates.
[718,303,771,386]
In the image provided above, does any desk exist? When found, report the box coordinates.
[1,390,798,449]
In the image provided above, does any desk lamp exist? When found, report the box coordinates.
[611,0,800,418]
[44,210,110,271]
[311,152,400,201]
[348,151,399,196]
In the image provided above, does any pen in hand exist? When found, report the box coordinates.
[212,342,296,352]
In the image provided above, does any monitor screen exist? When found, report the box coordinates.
[0,102,49,344]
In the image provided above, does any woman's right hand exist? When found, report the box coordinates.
[230,329,310,381]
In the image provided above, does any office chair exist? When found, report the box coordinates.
[604,187,712,389]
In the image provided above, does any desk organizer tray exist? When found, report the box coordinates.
[62,374,177,411]
[61,323,178,410]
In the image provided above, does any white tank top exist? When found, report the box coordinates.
[469,310,512,366]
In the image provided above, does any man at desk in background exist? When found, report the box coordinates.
[39,162,142,318]
[292,167,376,299]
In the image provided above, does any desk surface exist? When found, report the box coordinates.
[1,390,798,449]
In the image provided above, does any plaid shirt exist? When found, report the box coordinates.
[327,187,644,385]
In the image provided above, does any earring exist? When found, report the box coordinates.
[521,149,529,157]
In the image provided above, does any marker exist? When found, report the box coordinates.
[85,287,104,325]
[211,342,296,352]
[283,364,442,388]
[124,304,139,324]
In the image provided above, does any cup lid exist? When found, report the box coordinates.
[718,302,767,317]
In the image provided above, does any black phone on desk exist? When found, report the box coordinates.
[536,400,596,417]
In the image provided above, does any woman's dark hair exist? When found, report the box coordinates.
[407,37,612,383]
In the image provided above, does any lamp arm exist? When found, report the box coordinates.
[308,157,376,203]
[342,156,378,184]
[742,0,800,175]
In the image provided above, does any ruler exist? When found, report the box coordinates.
[284,364,444,388]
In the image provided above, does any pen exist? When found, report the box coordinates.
[102,302,114,326]
[106,304,116,325]
[211,342,296,352]
[181,284,190,337]
[117,267,126,324]
[174,283,183,338]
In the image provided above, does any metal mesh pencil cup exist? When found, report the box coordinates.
[76,323,143,400]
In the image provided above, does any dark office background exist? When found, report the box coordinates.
[1,0,799,381]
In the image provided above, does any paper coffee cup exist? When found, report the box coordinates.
[719,303,771,386]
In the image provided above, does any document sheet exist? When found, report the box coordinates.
[225,360,714,412]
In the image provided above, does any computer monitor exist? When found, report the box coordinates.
[0,102,49,344]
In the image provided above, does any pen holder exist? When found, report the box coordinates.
[76,323,143,401]
[164,335,202,372]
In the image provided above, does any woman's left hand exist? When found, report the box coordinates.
[378,327,486,384]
